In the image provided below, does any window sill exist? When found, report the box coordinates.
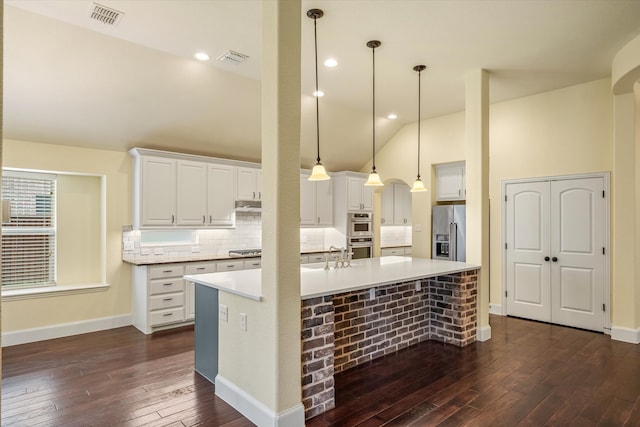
[2,283,110,302]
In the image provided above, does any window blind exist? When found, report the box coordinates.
[2,172,56,287]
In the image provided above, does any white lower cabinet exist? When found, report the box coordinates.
[381,247,412,257]
[133,263,187,334]
[184,261,217,321]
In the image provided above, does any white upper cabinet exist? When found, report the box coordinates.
[176,160,207,226]
[207,164,236,226]
[381,182,411,225]
[237,167,262,200]
[140,156,177,227]
[381,184,395,225]
[346,176,373,211]
[435,161,466,201]
[300,173,333,226]
[130,148,245,229]
[392,183,411,225]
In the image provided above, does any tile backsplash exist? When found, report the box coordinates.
[122,212,352,262]
[380,225,412,247]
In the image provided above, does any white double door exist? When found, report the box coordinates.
[505,176,607,332]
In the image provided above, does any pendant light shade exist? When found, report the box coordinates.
[307,9,330,181]
[410,65,428,193]
[364,40,384,187]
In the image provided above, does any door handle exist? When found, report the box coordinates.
[544,256,550,261]
[552,257,558,262]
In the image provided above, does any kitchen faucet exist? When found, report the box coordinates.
[328,245,348,268]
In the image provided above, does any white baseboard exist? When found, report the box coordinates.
[477,325,492,342]
[611,325,640,344]
[215,374,305,427]
[2,314,132,347]
[489,304,503,315]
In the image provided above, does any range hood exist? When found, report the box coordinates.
[235,200,262,212]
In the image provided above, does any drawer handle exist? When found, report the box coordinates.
[163,283,173,286]
[163,313,173,317]
[163,298,173,302]
[226,265,234,268]
[196,267,206,270]
[162,270,173,273]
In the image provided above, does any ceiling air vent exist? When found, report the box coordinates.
[216,50,250,65]
[89,2,124,26]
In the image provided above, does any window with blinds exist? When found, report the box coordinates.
[2,172,56,288]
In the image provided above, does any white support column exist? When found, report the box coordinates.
[465,69,491,341]
[215,1,305,425]
[611,91,639,342]
[260,0,304,422]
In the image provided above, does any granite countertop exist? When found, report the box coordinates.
[123,249,330,266]
[185,256,479,301]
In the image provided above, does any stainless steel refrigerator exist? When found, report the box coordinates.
[432,205,466,262]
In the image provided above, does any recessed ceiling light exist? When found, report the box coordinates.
[194,52,210,61]
[387,114,397,120]
[324,58,338,67]
[313,90,325,97]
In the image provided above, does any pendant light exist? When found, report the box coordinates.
[307,9,330,181]
[410,65,428,193]
[364,40,384,187]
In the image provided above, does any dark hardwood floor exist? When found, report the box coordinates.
[3,316,640,426]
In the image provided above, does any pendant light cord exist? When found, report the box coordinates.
[313,16,321,164]
[417,68,421,179]
[371,45,376,173]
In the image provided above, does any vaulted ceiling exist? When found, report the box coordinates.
[5,0,640,171]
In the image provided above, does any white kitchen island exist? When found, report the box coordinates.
[186,256,480,419]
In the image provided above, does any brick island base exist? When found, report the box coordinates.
[300,269,479,419]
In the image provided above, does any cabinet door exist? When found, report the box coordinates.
[177,160,207,226]
[237,167,260,200]
[141,157,177,226]
[381,184,394,225]
[361,184,373,211]
[185,281,195,320]
[347,177,364,210]
[393,183,411,225]
[316,179,333,225]
[207,164,236,226]
[436,163,465,201]
[300,174,317,225]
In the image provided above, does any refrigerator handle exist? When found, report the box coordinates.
[449,222,457,261]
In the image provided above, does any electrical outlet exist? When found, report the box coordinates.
[240,313,247,331]
[154,247,164,255]
[219,304,228,322]
[191,246,200,253]
[123,241,134,251]
[414,224,422,232]
[415,280,421,291]
[141,247,151,255]
[369,288,376,301]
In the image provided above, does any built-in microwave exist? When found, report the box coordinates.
[348,212,373,237]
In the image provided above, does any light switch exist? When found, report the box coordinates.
[219,304,228,322]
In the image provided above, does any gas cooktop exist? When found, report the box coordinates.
[228,249,262,257]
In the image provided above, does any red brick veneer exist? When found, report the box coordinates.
[300,269,478,419]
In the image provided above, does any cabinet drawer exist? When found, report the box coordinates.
[300,255,309,264]
[185,262,217,275]
[148,264,185,280]
[150,307,185,326]
[150,292,184,310]
[150,278,184,295]
[381,248,404,256]
[308,254,325,263]
[243,259,261,270]
[404,247,412,255]
[217,260,244,271]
